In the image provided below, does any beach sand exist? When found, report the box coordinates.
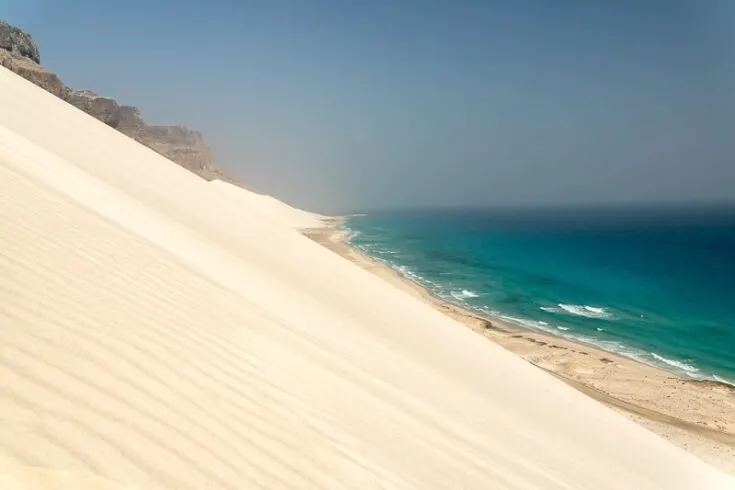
[1,64,734,489]
[304,221,735,475]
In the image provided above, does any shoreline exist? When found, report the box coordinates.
[303,218,735,475]
[337,217,734,388]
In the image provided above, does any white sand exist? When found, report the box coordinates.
[210,179,327,230]
[0,66,732,489]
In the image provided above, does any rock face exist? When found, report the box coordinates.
[0,20,240,184]
[65,90,226,179]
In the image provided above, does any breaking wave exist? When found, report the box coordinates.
[450,289,480,301]
[541,304,614,319]
[650,353,700,374]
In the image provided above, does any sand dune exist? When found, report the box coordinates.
[0,66,732,489]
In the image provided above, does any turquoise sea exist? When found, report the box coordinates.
[343,206,735,384]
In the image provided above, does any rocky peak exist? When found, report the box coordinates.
[0,20,40,63]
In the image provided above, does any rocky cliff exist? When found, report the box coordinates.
[0,20,240,183]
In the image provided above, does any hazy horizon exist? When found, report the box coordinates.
[4,0,735,213]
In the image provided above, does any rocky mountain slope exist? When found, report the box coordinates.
[0,20,240,183]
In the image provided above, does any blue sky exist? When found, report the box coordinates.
[3,1,735,212]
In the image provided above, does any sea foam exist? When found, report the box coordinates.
[450,289,480,301]
[541,304,614,319]
[650,353,700,374]
[498,315,561,335]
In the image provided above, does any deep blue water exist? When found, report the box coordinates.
[343,206,735,383]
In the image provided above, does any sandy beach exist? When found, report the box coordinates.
[1,64,734,489]
[304,220,735,475]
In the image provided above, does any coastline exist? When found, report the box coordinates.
[303,217,735,475]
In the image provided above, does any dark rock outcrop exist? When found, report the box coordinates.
[0,20,39,63]
[0,20,241,184]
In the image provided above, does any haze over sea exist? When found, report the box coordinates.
[344,205,735,383]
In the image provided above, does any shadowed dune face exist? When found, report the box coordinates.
[0,65,734,489]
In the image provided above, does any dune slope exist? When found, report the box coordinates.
[0,66,732,489]
[209,179,326,230]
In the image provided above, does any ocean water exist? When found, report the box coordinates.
[343,206,735,383]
